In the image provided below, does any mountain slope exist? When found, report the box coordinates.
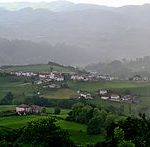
[0,4,150,65]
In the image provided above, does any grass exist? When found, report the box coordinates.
[2,74,150,145]
[0,115,48,128]
[56,120,105,145]
[0,76,75,100]
[1,64,75,73]
[0,105,104,145]
[0,105,16,112]
[41,88,76,99]
[0,115,104,145]
[68,80,150,92]
[1,75,150,115]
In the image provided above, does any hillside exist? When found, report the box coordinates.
[0,63,76,73]
[0,4,150,65]
[0,38,85,65]
[85,56,150,78]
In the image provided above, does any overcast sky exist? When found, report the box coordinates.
[0,0,150,7]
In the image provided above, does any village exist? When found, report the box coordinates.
[75,89,139,103]
[10,71,150,82]
[8,71,142,104]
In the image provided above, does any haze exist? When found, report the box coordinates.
[0,0,150,66]
[1,0,150,7]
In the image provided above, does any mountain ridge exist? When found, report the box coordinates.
[0,4,150,65]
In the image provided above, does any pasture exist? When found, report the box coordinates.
[0,106,104,145]
[1,64,75,73]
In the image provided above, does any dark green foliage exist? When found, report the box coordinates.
[67,103,111,135]
[87,109,107,134]
[24,96,49,106]
[18,118,72,146]
[0,126,21,145]
[48,61,64,67]
[54,107,61,114]
[0,110,16,117]
[0,118,73,146]
[87,116,103,135]
[41,107,46,113]
[106,114,150,147]
[0,92,14,105]
[67,103,93,124]
[23,95,77,108]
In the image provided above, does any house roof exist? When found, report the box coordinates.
[17,104,29,108]
[30,105,41,109]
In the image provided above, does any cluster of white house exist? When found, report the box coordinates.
[130,75,149,81]
[99,89,138,103]
[77,90,93,99]
[10,71,149,83]
[71,73,118,82]
[42,82,67,89]
[75,89,138,103]
[11,71,64,82]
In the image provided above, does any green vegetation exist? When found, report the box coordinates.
[1,74,150,115]
[1,64,75,73]
[1,69,150,145]
[0,105,104,145]
[41,88,76,99]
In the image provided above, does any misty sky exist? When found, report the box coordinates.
[1,0,150,7]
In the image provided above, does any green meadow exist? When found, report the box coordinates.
[1,74,150,145]
[1,75,150,114]
[0,106,104,145]
[1,64,75,73]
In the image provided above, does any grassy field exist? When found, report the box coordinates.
[1,64,75,73]
[68,80,150,92]
[41,88,76,99]
[1,75,150,115]
[0,105,16,112]
[0,76,76,100]
[0,106,104,145]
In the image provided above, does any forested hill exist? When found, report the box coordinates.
[0,4,150,65]
[0,38,86,66]
[85,56,150,77]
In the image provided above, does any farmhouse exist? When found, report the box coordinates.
[110,94,121,101]
[12,71,37,77]
[16,104,42,115]
[101,96,109,100]
[121,95,139,103]
[77,90,93,99]
[48,83,61,89]
[132,75,143,81]
[99,89,108,95]
[39,72,64,81]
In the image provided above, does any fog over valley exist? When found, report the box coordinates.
[0,1,150,65]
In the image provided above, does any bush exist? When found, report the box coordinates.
[18,118,73,146]
[54,107,61,114]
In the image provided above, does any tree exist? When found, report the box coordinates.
[106,115,150,147]
[0,92,14,104]
[67,103,93,124]
[114,127,135,147]
[114,127,124,143]
[54,107,61,115]
[41,107,46,113]
[18,118,73,146]
[105,114,118,127]
[87,109,107,135]
[87,116,104,134]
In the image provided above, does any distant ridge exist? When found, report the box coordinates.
[0,3,150,65]
[0,1,103,11]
